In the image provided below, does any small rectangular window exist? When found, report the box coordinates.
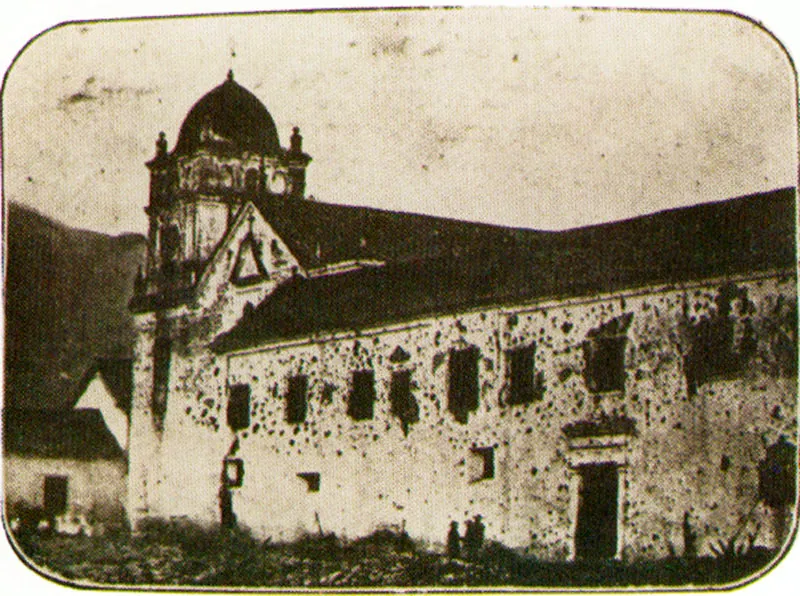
[224,458,244,487]
[507,343,543,405]
[448,346,480,424]
[227,384,251,431]
[297,472,321,492]
[389,370,419,436]
[43,476,68,515]
[348,370,376,420]
[469,447,495,482]
[584,336,627,393]
[286,375,308,424]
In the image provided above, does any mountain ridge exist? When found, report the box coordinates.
[4,201,147,410]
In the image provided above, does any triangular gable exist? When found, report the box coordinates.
[192,201,304,317]
[129,201,306,314]
[73,359,132,411]
[73,369,130,452]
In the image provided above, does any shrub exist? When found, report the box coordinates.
[346,527,417,557]
[280,531,342,559]
[135,517,258,557]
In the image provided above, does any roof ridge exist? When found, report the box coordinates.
[215,186,796,353]
[260,184,796,236]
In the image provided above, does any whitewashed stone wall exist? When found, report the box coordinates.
[5,455,127,529]
[127,269,796,561]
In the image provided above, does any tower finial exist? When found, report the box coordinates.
[290,126,303,154]
[156,131,168,156]
[227,69,234,82]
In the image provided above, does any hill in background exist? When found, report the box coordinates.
[4,202,146,410]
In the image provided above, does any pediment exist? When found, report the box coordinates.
[189,201,306,334]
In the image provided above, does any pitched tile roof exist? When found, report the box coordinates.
[3,408,125,460]
[252,193,551,269]
[214,187,796,353]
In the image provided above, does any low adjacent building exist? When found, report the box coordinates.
[4,408,127,534]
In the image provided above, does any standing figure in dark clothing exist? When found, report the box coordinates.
[463,514,485,559]
[447,521,461,558]
[682,511,697,558]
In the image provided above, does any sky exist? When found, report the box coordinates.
[2,3,796,236]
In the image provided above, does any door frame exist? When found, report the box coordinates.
[564,434,630,561]
[572,463,624,561]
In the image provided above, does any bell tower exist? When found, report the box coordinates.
[135,72,312,302]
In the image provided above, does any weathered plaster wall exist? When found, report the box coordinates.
[176,152,295,197]
[193,200,229,261]
[129,270,796,561]
[128,311,160,527]
[128,205,302,528]
[128,299,237,529]
[5,455,127,527]
[191,202,301,327]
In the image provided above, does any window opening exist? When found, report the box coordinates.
[469,447,495,481]
[227,384,251,431]
[584,336,627,393]
[43,476,68,516]
[448,346,480,423]
[152,335,172,430]
[583,315,632,394]
[245,169,259,193]
[159,224,181,279]
[348,370,376,420]
[389,369,419,436]
[231,234,268,285]
[223,458,244,487]
[297,472,321,492]
[507,343,543,404]
[684,284,760,394]
[286,375,308,424]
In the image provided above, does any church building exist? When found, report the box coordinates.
[127,72,797,561]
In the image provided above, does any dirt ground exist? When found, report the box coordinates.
[9,524,777,589]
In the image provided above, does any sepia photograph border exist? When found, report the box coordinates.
[1,1,799,594]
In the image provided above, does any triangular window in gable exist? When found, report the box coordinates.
[231,233,269,286]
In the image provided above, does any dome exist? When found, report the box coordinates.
[173,71,281,156]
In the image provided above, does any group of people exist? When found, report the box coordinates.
[447,515,485,559]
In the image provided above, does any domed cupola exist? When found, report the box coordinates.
[173,70,281,157]
[139,71,311,302]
